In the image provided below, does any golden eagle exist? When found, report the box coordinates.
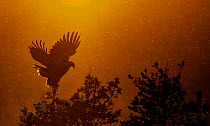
[28,31,81,87]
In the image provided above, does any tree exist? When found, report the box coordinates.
[19,74,122,126]
[124,62,187,126]
[69,74,122,125]
[183,91,209,126]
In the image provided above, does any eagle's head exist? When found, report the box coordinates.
[58,61,75,80]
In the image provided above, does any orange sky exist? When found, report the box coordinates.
[0,0,210,125]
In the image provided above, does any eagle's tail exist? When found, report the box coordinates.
[47,78,59,88]
[33,64,48,78]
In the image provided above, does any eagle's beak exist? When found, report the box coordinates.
[69,61,75,69]
[72,64,75,69]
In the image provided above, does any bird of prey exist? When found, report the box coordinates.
[28,31,81,88]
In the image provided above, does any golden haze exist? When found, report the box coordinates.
[0,0,209,125]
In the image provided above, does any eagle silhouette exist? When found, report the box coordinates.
[28,31,81,87]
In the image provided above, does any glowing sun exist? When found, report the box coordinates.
[61,0,92,7]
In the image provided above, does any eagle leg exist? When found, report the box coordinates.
[33,64,48,78]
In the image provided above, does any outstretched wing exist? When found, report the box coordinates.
[28,40,48,66]
[49,31,81,62]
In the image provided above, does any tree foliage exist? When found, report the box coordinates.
[124,62,187,126]
[19,74,122,126]
[183,91,209,125]
[122,62,209,126]
[69,74,122,125]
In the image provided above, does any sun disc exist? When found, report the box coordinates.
[61,0,91,7]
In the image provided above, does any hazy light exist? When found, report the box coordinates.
[0,0,209,125]
[60,0,92,7]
